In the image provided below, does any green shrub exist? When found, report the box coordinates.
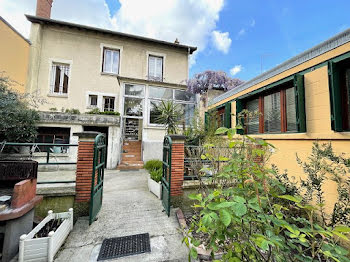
[87,108,100,114]
[65,108,80,114]
[49,107,57,111]
[144,159,162,172]
[150,168,162,183]
[86,108,120,116]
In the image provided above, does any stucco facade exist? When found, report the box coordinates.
[26,15,196,169]
[208,30,350,212]
[0,17,30,93]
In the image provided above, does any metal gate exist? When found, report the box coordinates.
[161,136,172,217]
[89,134,106,225]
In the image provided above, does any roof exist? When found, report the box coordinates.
[25,15,197,54]
[0,16,31,44]
[209,27,350,107]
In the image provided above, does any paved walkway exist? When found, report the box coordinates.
[55,169,188,262]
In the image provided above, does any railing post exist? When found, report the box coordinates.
[168,135,185,198]
[73,131,100,217]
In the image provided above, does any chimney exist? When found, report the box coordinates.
[36,0,53,19]
[174,38,180,44]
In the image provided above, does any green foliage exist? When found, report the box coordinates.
[144,159,163,172]
[145,159,163,182]
[65,108,80,114]
[150,168,162,183]
[86,108,120,116]
[0,75,39,142]
[183,110,206,146]
[153,100,183,134]
[185,127,350,262]
[49,107,57,111]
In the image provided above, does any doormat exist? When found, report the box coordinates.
[97,233,151,261]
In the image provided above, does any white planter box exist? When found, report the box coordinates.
[148,174,162,199]
[19,208,73,262]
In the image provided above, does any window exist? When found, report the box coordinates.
[240,76,305,134]
[89,95,98,107]
[148,86,195,125]
[123,84,144,117]
[148,55,163,81]
[50,63,70,95]
[35,127,70,152]
[103,48,120,74]
[103,96,115,112]
[328,58,350,131]
[217,108,225,127]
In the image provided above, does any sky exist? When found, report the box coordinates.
[1,0,350,82]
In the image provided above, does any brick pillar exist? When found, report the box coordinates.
[73,132,100,217]
[169,135,185,197]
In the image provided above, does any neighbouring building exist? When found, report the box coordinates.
[26,0,197,169]
[0,16,31,93]
[207,28,350,212]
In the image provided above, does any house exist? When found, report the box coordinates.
[0,16,30,93]
[26,0,197,169]
[207,28,350,211]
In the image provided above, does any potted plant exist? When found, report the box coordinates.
[144,160,163,198]
[18,208,73,262]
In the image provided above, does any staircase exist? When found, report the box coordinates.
[117,140,144,170]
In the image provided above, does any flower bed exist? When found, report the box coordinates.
[19,208,73,262]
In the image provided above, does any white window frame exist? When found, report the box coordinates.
[85,92,117,112]
[146,51,166,81]
[103,96,116,112]
[88,94,98,108]
[47,58,72,97]
[122,83,145,119]
[100,43,123,76]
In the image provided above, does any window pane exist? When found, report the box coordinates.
[125,84,144,97]
[124,97,143,116]
[246,98,259,134]
[148,56,155,77]
[148,56,163,81]
[104,97,115,111]
[264,92,281,133]
[286,87,297,132]
[104,50,112,72]
[149,86,173,99]
[149,100,161,124]
[178,103,195,126]
[112,50,119,74]
[155,57,163,78]
[89,95,97,106]
[175,90,195,101]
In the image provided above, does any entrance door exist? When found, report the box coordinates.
[123,118,142,141]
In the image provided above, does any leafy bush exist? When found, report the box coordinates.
[185,126,350,262]
[49,107,57,111]
[144,159,162,172]
[0,76,39,142]
[150,168,162,183]
[65,108,80,114]
[86,108,120,116]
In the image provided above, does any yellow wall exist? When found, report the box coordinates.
[0,18,30,93]
[213,43,350,213]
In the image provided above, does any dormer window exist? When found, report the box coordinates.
[102,48,120,74]
[148,55,163,81]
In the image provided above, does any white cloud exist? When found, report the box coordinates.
[230,65,242,76]
[238,28,245,36]
[0,0,226,66]
[250,19,255,27]
[211,30,231,54]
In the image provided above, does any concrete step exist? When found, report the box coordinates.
[117,162,144,170]
[121,160,144,165]
[121,153,141,158]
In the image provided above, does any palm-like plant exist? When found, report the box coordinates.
[154,100,183,134]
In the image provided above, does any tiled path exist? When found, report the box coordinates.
[55,169,188,262]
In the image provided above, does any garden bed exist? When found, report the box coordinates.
[19,208,73,262]
[176,208,223,261]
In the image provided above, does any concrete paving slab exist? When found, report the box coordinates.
[54,169,188,262]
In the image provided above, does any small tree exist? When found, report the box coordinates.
[187,70,243,105]
[154,100,183,135]
[0,75,39,142]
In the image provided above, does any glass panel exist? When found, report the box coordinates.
[89,95,97,106]
[179,103,195,126]
[125,84,144,97]
[286,88,297,132]
[246,98,259,134]
[124,97,143,116]
[112,50,119,74]
[149,100,161,124]
[148,56,155,77]
[345,69,350,129]
[149,86,173,99]
[104,97,115,111]
[155,57,163,79]
[264,92,281,133]
[104,50,112,72]
[175,90,195,101]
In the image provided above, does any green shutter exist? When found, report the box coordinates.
[204,112,209,131]
[328,61,343,131]
[293,74,306,133]
[236,99,244,135]
[224,102,231,128]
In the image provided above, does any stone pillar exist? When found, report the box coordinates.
[73,131,100,216]
[169,135,185,197]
